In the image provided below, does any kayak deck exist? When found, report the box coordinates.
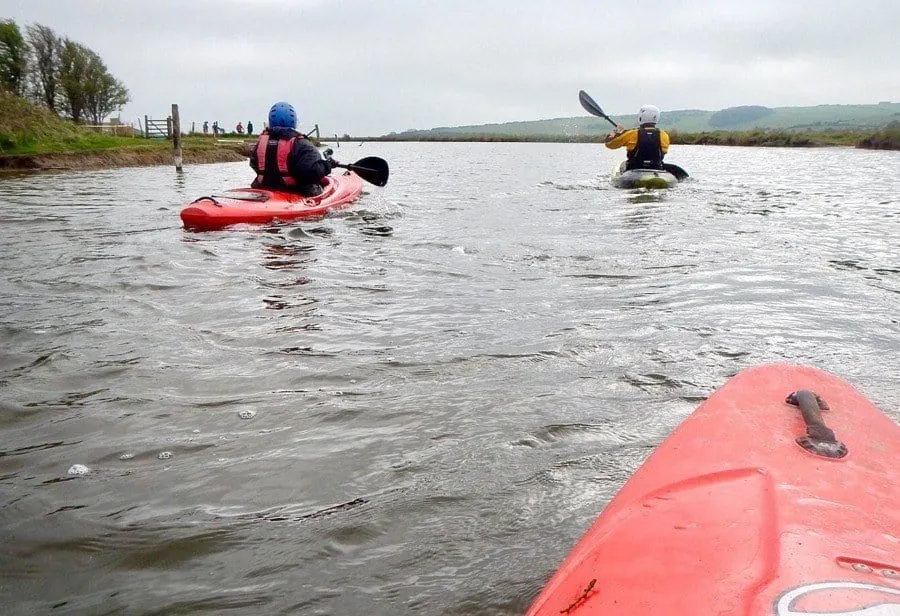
[526,364,900,615]
[611,161,678,189]
[180,171,363,231]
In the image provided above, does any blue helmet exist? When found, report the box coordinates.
[268,101,297,129]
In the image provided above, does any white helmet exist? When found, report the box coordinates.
[638,104,660,125]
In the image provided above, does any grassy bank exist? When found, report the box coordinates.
[855,121,900,150]
[364,127,896,148]
[0,90,250,170]
[3,90,898,172]
[0,137,249,171]
[669,129,861,147]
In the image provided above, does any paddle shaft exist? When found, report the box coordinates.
[335,163,377,173]
[597,113,618,128]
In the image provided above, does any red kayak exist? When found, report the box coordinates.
[527,364,900,615]
[180,171,363,231]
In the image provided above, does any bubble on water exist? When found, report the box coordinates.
[67,464,90,475]
[192,429,200,434]
[157,451,172,460]
[238,409,256,420]
[119,453,135,460]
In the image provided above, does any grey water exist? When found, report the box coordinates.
[1,142,898,615]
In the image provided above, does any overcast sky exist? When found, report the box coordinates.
[3,0,899,136]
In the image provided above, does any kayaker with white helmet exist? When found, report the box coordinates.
[249,101,339,196]
[604,104,670,171]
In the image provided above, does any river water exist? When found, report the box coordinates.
[1,142,898,615]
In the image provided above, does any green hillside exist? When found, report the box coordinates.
[389,102,900,139]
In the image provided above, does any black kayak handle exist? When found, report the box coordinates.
[786,390,848,458]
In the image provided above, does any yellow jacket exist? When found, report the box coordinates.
[605,127,670,154]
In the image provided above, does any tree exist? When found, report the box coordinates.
[83,53,130,125]
[58,38,92,123]
[26,23,62,111]
[0,19,28,96]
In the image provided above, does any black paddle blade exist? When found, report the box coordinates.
[663,163,690,180]
[347,156,389,187]
[578,90,603,116]
[579,90,617,127]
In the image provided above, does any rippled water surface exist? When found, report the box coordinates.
[1,142,898,615]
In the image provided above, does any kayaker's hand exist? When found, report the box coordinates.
[330,159,341,168]
[323,148,334,157]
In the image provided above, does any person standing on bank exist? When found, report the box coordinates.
[249,101,339,196]
[246,120,253,135]
[604,104,669,170]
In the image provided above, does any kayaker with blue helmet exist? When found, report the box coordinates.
[249,101,339,196]
[604,104,669,171]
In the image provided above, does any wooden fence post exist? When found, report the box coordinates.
[144,115,149,138]
[172,104,183,171]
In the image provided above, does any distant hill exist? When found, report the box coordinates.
[386,102,900,139]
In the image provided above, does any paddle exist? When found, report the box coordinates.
[579,89,690,180]
[579,90,618,128]
[324,149,389,187]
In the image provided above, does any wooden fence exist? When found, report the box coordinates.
[143,115,170,139]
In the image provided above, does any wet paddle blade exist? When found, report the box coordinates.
[579,90,617,127]
[346,156,389,187]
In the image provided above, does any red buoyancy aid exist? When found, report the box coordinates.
[255,133,299,187]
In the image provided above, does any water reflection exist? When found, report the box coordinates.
[343,209,395,237]
[260,240,316,272]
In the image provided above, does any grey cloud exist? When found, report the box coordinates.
[2,0,898,135]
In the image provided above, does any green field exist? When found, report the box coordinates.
[385,101,900,144]
[3,88,899,156]
[0,90,255,165]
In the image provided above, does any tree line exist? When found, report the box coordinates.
[0,20,130,125]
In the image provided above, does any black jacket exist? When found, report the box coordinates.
[249,127,333,194]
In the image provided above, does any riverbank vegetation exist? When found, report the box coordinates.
[856,121,900,150]
[0,90,248,169]
[364,128,894,149]
[669,129,861,147]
